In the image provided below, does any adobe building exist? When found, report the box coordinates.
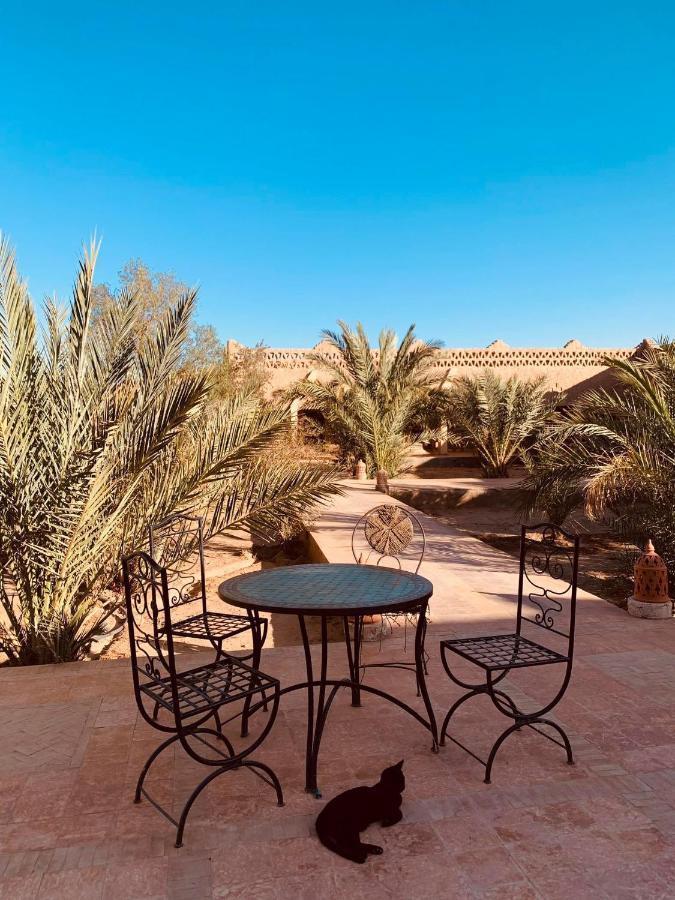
[226,337,646,399]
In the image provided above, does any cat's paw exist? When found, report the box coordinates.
[364,843,383,855]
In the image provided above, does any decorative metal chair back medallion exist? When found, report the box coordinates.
[519,523,579,638]
[353,504,425,574]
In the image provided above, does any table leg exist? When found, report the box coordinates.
[296,603,437,797]
[342,615,362,708]
[241,611,265,737]
[298,615,318,796]
[415,601,439,752]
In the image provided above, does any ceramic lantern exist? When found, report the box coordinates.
[375,469,390,494]
[628,540,672,619]
[354,459,367,480]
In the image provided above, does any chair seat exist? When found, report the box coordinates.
[442,633,568,670]
[141,656,277,719]
[172,611,266,641]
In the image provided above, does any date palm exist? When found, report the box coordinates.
[0,237,339,665]
[295,322,442,477]
[446,370,556,477]
[523,340,675,574]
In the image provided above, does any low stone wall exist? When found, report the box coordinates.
[390,480,524,514]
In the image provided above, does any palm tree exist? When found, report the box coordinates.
[446,370,556,477]
[0,238,340,665]
[295,322,442,477]
[523,340,675,575]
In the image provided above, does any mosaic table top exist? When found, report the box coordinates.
[218,563,433,615]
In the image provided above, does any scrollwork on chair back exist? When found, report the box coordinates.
[122,552,172,689]
[148,514,204,609]
[518,523,579,639]
[352,505,425,573]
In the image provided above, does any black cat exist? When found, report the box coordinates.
[315,760,405,863]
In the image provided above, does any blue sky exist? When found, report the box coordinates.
[1,1,675,348]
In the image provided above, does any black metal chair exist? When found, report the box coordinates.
[351,504,429,688]
[148,514,268,665]
[439,523,579,783]
[122,551,283,848]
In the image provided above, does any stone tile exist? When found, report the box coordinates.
[212,835,328,885]
[166,853,212,900]
[531,861,671,899]
[68,774,126,817]
[431,811,503,853]
[0,872,44,899]
[0,775,25,825]
[333,847,470,898]
[11,770,79,823]
[38,865,107,898]
[452,845,535,893]
[214,870,337,899]
[0,703,96,775]
[103,858,169,899]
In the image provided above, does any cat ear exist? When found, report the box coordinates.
[395,760,404,769]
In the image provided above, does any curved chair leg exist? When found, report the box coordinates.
[135,733,182,802]
[206,711,236,757]
[484,722,523,784]
[241,760,284,807]
[491,689,520,718]
[175,765,236,848]
[174,758,284,848]
[440,687,485,746]
[535,718,575,765]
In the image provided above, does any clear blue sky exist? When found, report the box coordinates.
[2,2,675,348]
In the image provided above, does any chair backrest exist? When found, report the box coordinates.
[516,523,580,650]
[148,514,206,613]
[122,551,179,725]
[352,504,425,573]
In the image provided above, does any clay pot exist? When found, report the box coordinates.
[633,540,669,603]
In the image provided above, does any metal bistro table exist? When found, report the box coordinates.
[218,563,438,797]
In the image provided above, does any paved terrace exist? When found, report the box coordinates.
[1,483,675,898]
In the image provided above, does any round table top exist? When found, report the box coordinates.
[218,563,433,616]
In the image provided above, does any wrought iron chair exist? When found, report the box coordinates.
[122,551,283,849]
[351,504,429,689]
[148,514,268,666]
[440,523,579,783]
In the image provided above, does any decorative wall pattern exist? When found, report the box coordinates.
[226,338,639,394]
[259,345,633,370]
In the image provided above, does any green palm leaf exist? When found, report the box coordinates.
[297,321,440,476]
[0,236,341,665]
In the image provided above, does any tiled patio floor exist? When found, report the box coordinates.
[1,590,675,899]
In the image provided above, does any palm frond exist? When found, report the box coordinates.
[300,321,439,475]
[0,239,341,665]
